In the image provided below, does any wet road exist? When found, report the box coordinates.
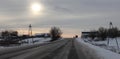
[0,38,87,59]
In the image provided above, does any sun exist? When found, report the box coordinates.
[31,3,42,12]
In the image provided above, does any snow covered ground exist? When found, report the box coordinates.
[76,38,120,59]
[20,38,51,45]
[83,37,120,53]
[0,38,51,48]
[1,37,120,59]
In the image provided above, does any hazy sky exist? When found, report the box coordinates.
[0,0,120,37]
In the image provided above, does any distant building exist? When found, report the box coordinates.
[81,32,90,38]
[81,31,97,38]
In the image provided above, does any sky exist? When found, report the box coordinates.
[0,0,120,37]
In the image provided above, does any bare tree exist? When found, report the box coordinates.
[1,30,18,39]
[98,27,108,40]
[0,30,18,45]
[89,30,97,40]
[108,27,119,38]
[50,27,62,41]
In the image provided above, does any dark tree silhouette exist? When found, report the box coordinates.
[108,27,119,38]
[0,30,18,45]
[98,27,108,40]
[1,30,18,39]
[50,27,62,41]
[89,30,97,40]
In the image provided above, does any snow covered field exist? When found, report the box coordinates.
[76,38,120,59]
[0,38,51,48]
[20,38,51,45]
[83,38,120,53]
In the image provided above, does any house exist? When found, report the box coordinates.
[81,32,91,38]
[81,31,98,38]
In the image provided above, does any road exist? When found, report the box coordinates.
[0,38,88,59]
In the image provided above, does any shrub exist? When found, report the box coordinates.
[50,27,62,41]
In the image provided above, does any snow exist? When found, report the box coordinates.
[87,38,120,53]
[91,38,120,46]
[0,38,51,48]
[0,38,51,55]
[20,38,51,45]
[76,38,120,59]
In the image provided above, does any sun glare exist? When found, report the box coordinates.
[31,3,42,13]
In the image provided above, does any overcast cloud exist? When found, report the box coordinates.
[0,0,120,37]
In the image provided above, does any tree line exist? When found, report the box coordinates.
[0,26,62,45]
[89,27,120,41]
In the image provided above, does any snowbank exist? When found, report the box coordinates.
[0,38,51,55]
[20,38,51,45]
[90,38,120,53]
[0,43,43,55]
[75,38,120,59]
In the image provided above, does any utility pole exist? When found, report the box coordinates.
[107,22,113,46]
[28,24,33,43]
[107,22,119,53]
[109,22,113,28]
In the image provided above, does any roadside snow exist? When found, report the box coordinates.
[75,38,120,59]
[0,38,51,55]
[0,38,51,48]
[88,38,120,53]
[20,38,51,45]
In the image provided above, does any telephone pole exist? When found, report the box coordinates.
[107,22,113,46]
[107,22,119,53]
[109,22,113,29]
[28,24,33,43]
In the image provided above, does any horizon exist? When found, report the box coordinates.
[0,27,81,38]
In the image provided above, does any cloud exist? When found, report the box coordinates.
[0,0,120,37]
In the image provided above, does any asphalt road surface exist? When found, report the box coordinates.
[0,38,88,59]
